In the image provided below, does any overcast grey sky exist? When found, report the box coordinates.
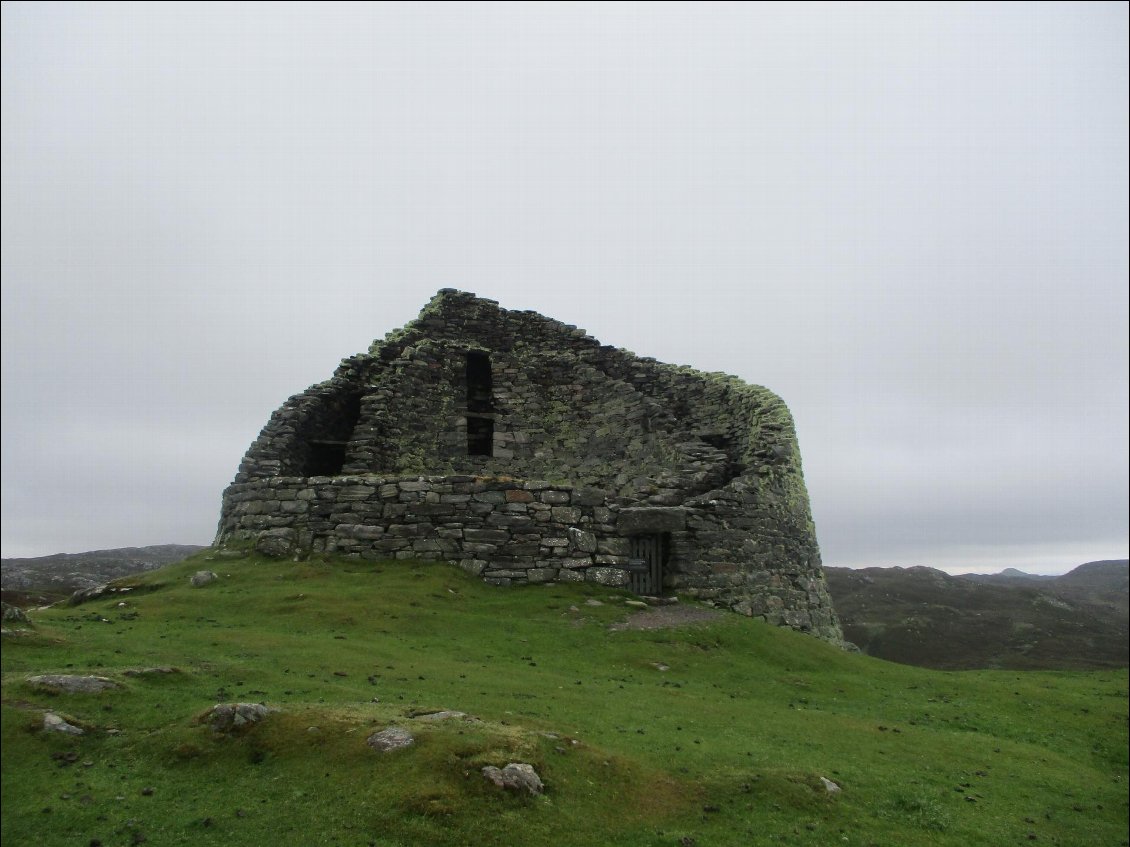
[2,2,1127,574]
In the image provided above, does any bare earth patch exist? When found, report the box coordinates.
[610,604,723,631]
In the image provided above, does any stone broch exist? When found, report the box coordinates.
[215,290,842,642]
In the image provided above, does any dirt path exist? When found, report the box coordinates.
[610,603,723,631]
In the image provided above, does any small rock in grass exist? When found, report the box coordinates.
[413,710,469,722]
[201,703,274,734]
[2,602,30,623]
[43,712,84,735]
[366,727,415,752]
[481,763,544,795]
[28,674,120,694]
[819,777,841,794]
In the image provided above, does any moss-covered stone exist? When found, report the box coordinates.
[217,290,843,643]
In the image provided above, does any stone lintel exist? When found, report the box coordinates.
[616,507,687,535]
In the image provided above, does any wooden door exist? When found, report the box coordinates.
[628,534,665,595]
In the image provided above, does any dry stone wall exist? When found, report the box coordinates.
[217,290,843,642]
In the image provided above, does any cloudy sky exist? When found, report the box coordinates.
[2,2,1127,574]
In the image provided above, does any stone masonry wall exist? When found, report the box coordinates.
[218,474,839,638]
[218,290,843,643]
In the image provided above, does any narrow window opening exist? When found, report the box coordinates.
[467,416,494,456]
[465,352,494,456]
[466,351,493,413]
[700,433,731,451]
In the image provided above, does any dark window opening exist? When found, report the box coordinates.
[306,441,348,476]
[466,351,493,413]
[301,393,361,476]
[701,433,731,451]
[465,352,494,456]
[467,416,494,456]
[699,432,746,482]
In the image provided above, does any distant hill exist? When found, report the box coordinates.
[0,544,205,605]
[1050,560,1130,612]
[825,560,1129,670]
[957,566,1057,583]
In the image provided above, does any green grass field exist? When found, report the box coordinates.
[2,552,1127,846]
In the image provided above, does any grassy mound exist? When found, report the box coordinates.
[2,551,1126,846]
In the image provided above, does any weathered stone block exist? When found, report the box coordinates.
[561,557,593,569]
[463,529,511,544]
[487,514,533,530]
[596,537,629,556]
[335,523,384,540]
[339,485,377,500]
[567,527,597,553]
[409,503,454,516]
[461,543,497,554]
[586,567,629,587]
[593,555,628,565]
[255,529,296,558]
[573,487,610,506]
[616,507,687,535]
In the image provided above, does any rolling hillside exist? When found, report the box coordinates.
[1,545,204,606]
[825,560,1129,670]
[2,550,1126,846]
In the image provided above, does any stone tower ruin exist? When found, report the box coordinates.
[216,290,842,642]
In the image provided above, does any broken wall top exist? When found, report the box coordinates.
[232,289,812,521]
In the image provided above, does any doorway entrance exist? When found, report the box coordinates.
[627,534,666,595]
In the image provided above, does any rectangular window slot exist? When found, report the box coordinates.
[466,352,494,456]
[466,351,493,413]
[467,416,494,456]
